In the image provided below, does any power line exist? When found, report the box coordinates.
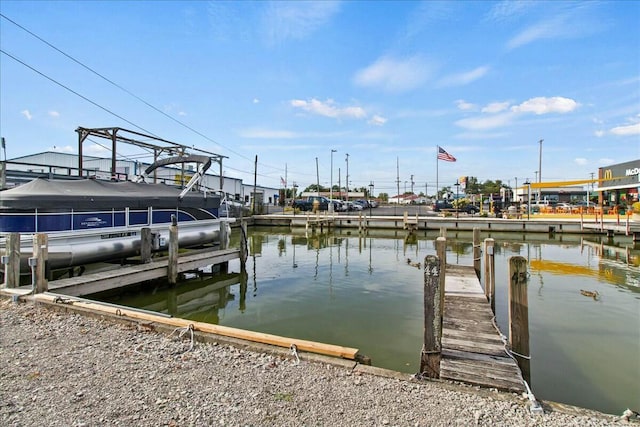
[0,13,305,177]
[1,49,157,135]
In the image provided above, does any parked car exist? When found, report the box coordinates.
[433,200,479,214]
[344,201,363,211]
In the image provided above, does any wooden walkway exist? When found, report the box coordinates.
[439,264,525,393]
[21,248,240,297]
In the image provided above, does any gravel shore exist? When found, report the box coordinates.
[0,298,624,426]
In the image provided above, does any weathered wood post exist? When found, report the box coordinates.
[167,215,178,285]
[473,228,481,279]
[3,233,21,288]
[239,220,248,273]
[420,254,442,378]
[435,237,447,320]
[140,227,152,263]
[33,233,48,293]
[483,238,495,313]
[508,255,531,385]
[219,221,229,273]
[439,227,447,238]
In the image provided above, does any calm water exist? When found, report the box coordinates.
[98,227,640,415]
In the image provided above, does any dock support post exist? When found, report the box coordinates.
[219,221,229,273]
[420,254,442,378]
[33,233,48,293]
[483,238,495,313]
[473,228,481,279]
[439,227,447,238]
[240,220,248,272]
[508,255,530,385]
[435,237,447,322]
[168,216,178,285]
[140,227,152,263]
[3,233,21,288]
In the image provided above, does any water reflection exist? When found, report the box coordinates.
[96,227,639,416]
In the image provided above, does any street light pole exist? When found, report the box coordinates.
[369,182,374,217]
[454,180,460,219]
[524,179,531,220]
[538,139,543,202]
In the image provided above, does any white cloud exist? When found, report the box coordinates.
[486,1,536,22]
[455,113,515,130]
[511,97,578,115]
[481,102,510,113]
[178,111,187,116]
[594,130,605,137]
[21,110,32,120]
[353,56,433,92]
[290,98,366,119]
[264,1,340,44]
[253,98,260,104]
[368,115,387,126]
[610,122,640,136]
[438,65,489,87]
[506,6,605,50]
[455,100,476,111]
[48,111,60,118]
[574,158,588,166]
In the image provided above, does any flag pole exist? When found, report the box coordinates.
[436,146,439,200]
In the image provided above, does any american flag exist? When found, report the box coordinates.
[281,177,287,186]
[437,146,456,162]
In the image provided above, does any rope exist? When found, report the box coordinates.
[289,344,300,364]
[170,324,195,353]
[490,315,542,414]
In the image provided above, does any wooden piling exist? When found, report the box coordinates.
[240,220,248,272]
[473,228,481,279]
[439,227,447,238]
[219,221,229,273]
[420,254,442,378]
[435,237,447,320]
[167,216,178,285]
[483,238,495,313]
[140,227,152,263]
[508,255,530,384]
[33,233,48,293]
[3,233,21,288]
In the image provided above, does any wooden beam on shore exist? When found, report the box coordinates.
[33,293,360,360]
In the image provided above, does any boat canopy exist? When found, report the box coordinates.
[0,178,220,211]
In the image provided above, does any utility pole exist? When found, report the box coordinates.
[315,157,320,196]
[330,149,336,202]
[410,174,414,194]
[345,153,350,201]
[396,157,400,202]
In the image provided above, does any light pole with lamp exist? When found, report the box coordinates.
[454,180,460,219]
[538,139,543,202]
[524,179,531,220]
[368,182,374,217]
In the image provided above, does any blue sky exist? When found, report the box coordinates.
[1,0,639,196]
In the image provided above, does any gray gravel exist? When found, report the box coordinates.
[0,299,624,426]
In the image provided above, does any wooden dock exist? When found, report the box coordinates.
[304,213,335,233]
[28,248,240,297]
[439,264,525,393]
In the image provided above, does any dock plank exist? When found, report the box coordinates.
[440,265,525,393]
